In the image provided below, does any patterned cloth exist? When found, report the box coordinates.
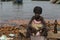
[31,36,47,40]
[32,19,43,30]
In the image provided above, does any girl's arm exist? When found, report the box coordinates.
[27,16,35,34]
[27,16,35,28]
[41,17,46,27]
[29,16,35,25]
[41,17,48,37]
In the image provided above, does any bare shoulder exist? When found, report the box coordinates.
[31,16,35,19]
[40,16,44,20]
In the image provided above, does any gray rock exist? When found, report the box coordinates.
[56,0,60,4]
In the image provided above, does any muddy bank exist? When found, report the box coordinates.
[7,19,60,25]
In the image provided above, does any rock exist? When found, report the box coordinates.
[50,0,57,3]
[56,0,60,4]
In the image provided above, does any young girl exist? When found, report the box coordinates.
[26,6,48,40]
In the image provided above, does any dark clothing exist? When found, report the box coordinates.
[26,26,37,38]
[27,16,48,37]
[41,27,48,37]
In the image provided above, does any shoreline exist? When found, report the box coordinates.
[0,19,60,25]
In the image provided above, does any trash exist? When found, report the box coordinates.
[0,35,7,40]
[9,34,16,37]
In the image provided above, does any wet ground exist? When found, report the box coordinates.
[0,0,60,21]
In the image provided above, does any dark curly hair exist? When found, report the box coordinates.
[33,6,42,14]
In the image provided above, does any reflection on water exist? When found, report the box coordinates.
[0,0,60,21]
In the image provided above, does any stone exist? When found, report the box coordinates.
[56,0,60,4]
[50,0,57,3]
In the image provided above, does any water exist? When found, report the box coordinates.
[0,0,60,21]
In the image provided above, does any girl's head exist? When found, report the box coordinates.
[33,6,42,16]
